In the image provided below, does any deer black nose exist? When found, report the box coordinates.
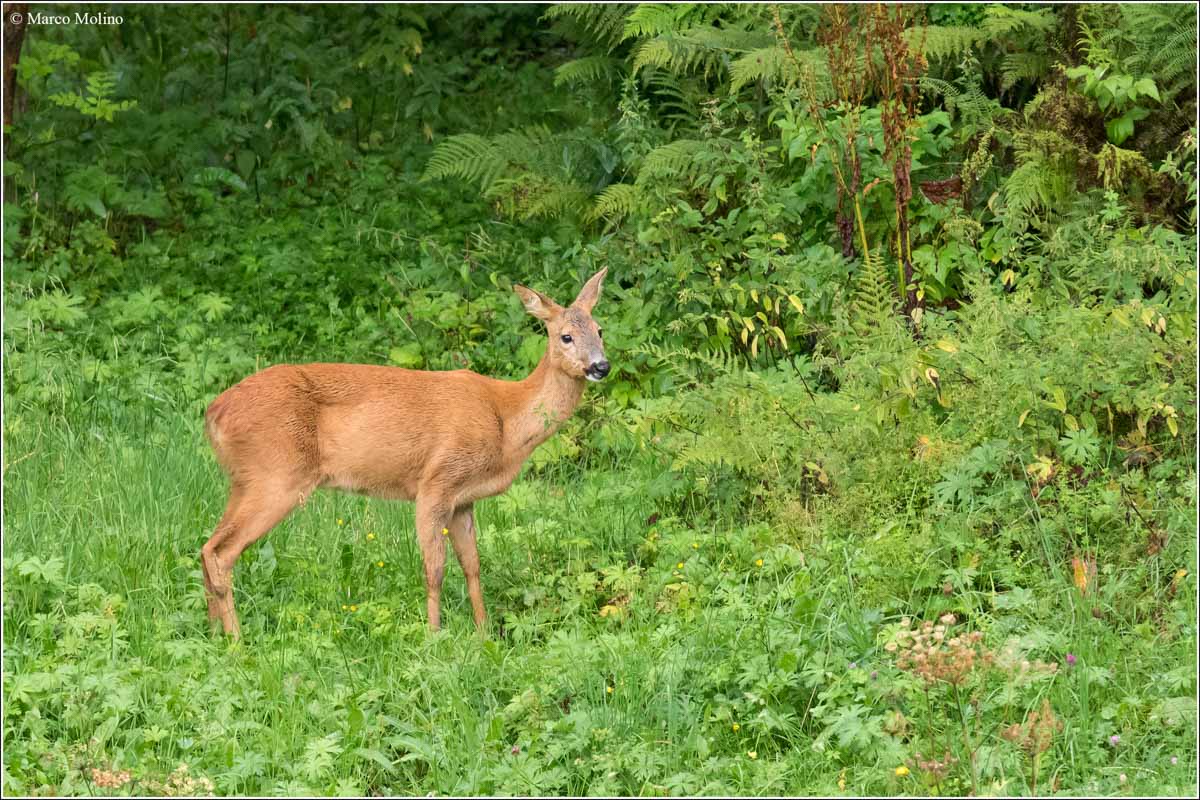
[589,360,610,379]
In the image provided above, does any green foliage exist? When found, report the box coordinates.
[1065,63,1160,145]
[3,4,1197,796]
[46,71,137,122]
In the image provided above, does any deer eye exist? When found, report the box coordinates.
[561,334,573,344]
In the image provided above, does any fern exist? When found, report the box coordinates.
[422,127,599,221]
[489,174,591,220]
[1000,51,1050,91]
[421,134,507,189]
[631,29,743,77]
[634,341,748,389]
[1104,4,1197,102]
[629,21,771,78]
[640,71,701,128]
[1002,132,1078,224]
[730,44,827,92]
[920,75,1003,130]
[630,38,679,75]
[980,6,1056,39]
[622,3,699,40]
[731,46,793,90]
[914,6,1054,66]
[587,183,643,225]
[635,139,709,186]
[913,26,982,62]
[851,248,898,333]
[544,3,637,52]
[554,56,622,87]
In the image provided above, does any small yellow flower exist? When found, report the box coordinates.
[756,558,764,568]
[747,751,757,760]
[895,766,909,777]
[838,770,846,790]
[442,527,450,536]
[732,723,740,732]
[341,604,348,611]
[376,561,384,568]
[692,542,699,549]
[366,532,376,541]
[349,605,358,612]
[337,518,344,526]
[676,562,684,569]
[606,686,613,694]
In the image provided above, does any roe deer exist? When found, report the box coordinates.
[202,268,609,637]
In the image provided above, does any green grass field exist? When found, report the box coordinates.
[3,387,1196,796]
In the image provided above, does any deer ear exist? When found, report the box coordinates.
[572,267,608,313]
[513,284,561,322]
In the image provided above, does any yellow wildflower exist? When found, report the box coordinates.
[676,562,684,569]
[692,542,699,549]
[337,518,344,526]
[376,561,384,568]
[606,686,613,694]
[341,604,348,611]
[366,532,376,541]
[756,558,764,567]
[838,770,846,790]
[895,766,909,777]
[349,605,358,612]
[442,527,450,536]
[747,751,757,760]
[732,723,740,732]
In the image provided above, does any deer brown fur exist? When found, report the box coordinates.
[202,268,610,637]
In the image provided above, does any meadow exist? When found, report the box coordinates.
[3,4,1197,796]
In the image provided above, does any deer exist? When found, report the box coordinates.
[201,268,610,638]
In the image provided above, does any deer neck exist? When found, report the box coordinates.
[507,345,585,455]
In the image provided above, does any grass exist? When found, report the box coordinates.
[3,385,1196,797]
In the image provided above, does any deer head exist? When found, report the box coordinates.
[513,267,610,381]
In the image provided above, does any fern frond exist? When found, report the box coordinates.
[631,38,677,74]
[730,44,827,92]
[1002,133,1077,223]
[640,70,700,126]
[851,248,898,333]
[544,3,636,51]
[636,139,709,186]
[486,174,591,221]
[587,183,643,224]
[920,76,1005,130]
[981,6,1056,39]
[554,56,622,87]
[911,25,981,61]
[1000,51,1050,90]
[622,3,697,40]
[421,134,506,188]
[630,25,771,77]
[1108,4,1197,101]
[731,46,793,90]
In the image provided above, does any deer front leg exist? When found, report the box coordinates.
[414,493,452,630]
[448,505,486,629]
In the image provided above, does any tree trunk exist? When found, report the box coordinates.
[4,3,29,129]
[4,1,30,199]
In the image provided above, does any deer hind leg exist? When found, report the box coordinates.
[448,505,487,629]
[414,492,454,631]
[202,478,305,639]
[202,485,245,628]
